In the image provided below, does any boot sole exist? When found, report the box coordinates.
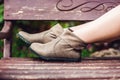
[29,47,81,62]
[17,33,31,45]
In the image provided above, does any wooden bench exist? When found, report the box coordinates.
[0,0,120,79]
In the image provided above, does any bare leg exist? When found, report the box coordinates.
[63,22,91,31]
[70,22,91,31]
[72,5,120,43]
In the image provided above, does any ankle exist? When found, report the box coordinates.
[72,31,90,44]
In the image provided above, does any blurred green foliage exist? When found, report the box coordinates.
[0,2,91,59]
[0,3,3,58]
[0,4,3,23]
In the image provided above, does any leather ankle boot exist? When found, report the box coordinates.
[29,29,87,61]
[17,23,64,44]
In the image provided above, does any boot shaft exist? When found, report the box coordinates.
[60,29,87,50]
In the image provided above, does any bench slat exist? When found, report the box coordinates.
[0,58,120,80]
[4,0,120,20]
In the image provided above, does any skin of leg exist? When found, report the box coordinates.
[70,22,91,31]
[63,22,91,31]
[72,5,120,43]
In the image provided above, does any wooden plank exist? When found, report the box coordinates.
[0,58,120,80]
[4,0,120,20]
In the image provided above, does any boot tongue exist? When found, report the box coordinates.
[60,29,87,50]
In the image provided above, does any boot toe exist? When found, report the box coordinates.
[17,31,32,44]
[30,43,48,57]
[30,43,41,54]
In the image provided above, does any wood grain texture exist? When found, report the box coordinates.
[4,0,120,20]
[0,58,120,80]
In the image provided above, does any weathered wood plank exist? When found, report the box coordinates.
[0,58,120,80]
[4,0,120,20]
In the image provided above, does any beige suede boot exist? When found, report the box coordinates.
[17,24,63,45]
[29,29,87,61]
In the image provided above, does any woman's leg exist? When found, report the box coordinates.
[70,22,91,31]
[71,5,120,43]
